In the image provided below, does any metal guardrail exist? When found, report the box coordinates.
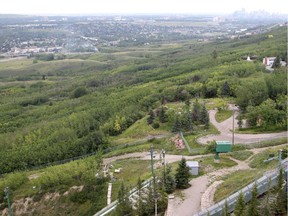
[194,159,288,216]
[94,177,153,216]
[179,131,192,153]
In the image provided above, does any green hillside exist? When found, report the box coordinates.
[0,26,287,174]
[0,25,287,215]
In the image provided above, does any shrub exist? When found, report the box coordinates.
[205,140,217,153]
[72,87,88,98]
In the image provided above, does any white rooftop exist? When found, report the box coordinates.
[186,161,199,167]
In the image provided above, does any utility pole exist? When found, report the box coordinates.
[4,187,13,216]
[232,105,237,145]
[150,145,155,181]
[232,109,235,145]
[278,149,282,170]
[150,145,158,216]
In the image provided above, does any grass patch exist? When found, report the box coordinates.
[228,150,253,161]
[214,169,263,202]
[174,190,185,201]
[104,143,152,158]
[110,159,152,200]
[195,155,237,174]
[110,117,171,146]
[105,135,185,158]
[236,126,287,134]
[244,137,287,149]
[249,147,286,169]
[215,110,233,123]
[183,123,220,152]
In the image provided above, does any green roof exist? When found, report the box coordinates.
[216,141,232,153]
[216,141,232,145]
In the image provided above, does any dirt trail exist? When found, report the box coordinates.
[197,106,287,144]
[100,105,287,216]
[167,144,287,216]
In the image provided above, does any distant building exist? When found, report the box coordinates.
[263,56,276,66]
[186,161,199,176]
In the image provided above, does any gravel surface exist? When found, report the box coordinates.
[101,106,287,216]
[197,107,287,145]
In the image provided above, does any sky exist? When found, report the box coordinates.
[1,0,287,15]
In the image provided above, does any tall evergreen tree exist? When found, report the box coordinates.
[274,166,287,215]
[185,98,191,108]
[175,157,191,189]
[172,116,181,132]
[221,81,231,97]
[212,50,218,59]
[143,183,155,215]
[115,182,133,216]
[200,104,209,128]
[237,114,243,129]
[158,106,168,123]
[147,109,155,125]
[95,148,103,172]
[162,165,175,194]
[234,192,245,216]
[135,177,146,216]
[192,100,201,122]
[181,109,193,131]
[260,178,272,216]
[247,183,259,216]
[272,56,281,68]
[221,200,229,216]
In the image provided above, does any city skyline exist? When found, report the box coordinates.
[1,0,287,16]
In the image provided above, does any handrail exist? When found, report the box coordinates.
[179,131,192,153]
[194,159,288,216]
[94,177,153,216]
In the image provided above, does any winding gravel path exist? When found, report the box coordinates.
[197,106,287,145]
[166,144,287,216]
[101,106,287,216]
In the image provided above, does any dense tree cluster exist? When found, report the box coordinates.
[0,26,286,175]
[171,100,209,132]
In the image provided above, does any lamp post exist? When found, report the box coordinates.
[150,145,155,182]
[232,104,238,145]
[4,187,12,216]
[150,145,160,216]
[232,109,235,145]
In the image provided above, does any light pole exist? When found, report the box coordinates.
[4,187,13,216]
[150,145,159,216]
[232,109,235,145]
[232,104,237,145]
[150,145,155,182]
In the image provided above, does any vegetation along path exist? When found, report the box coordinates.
[197,105,287,145]
[166,143,287,216]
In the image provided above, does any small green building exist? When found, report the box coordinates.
[215,141,232,159]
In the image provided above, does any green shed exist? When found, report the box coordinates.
[215,141,232,159]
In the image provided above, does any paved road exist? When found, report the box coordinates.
[166,143,288,216]
[197,108,287,144]
[167,175,209,216]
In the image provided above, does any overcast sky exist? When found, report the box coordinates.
[1,0,287,15]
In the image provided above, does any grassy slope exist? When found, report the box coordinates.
[0,26,287,215]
